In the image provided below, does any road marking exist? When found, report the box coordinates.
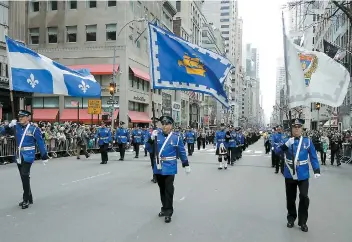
[254,151,263,154]
[61,172,111,186]
[179,196,186,201]
[244,150,252,153]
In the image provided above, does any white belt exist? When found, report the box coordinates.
[229,139,234,142]
[160,156,176,161]
[286,159,308,166]
[218,139,225,141]
[20,146,35,151]
[101,137,108,139]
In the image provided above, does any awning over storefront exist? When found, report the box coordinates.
[128,111,151,123]
[60,109,100,123]
[68,64,119,75]
[32,109,59,121]
[130,67,150,82]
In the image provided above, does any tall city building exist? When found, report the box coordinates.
[0,0,9,90]
[25,1,180,127]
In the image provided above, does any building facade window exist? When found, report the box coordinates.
[31,1,40,12]
[107,0,116,7]
[220,6,229,10]
[86,25,97,41]
[68,0,77,9]
[220,18,229,22]
[220,12,229,16]
[128,101,146,112]
[106,24,116,41]
[221,25,229,28]
[66,26,77,42]
[29,28,39,44]
[64,97,82,108]
[48,27,58,43]
[49,1,58,11]
[32,97,59,108]
[88,0,97,8]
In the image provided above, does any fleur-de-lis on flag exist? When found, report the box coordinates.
[78,80,90,93]
[27,73,39,88]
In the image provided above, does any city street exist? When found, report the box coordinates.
[0,139,352,242]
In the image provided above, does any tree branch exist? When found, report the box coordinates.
[332,1,352,21]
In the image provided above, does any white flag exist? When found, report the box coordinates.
[284,33,350,108]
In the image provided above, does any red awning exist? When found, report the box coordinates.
[32,109,59,121]
[128,111,151,123]
[68,64,119,75]
[130,67,150,82]
[60,109,100,122]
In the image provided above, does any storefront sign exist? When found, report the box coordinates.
[172,102,181,123]
[162,93,172,116]
[133,96,146,102]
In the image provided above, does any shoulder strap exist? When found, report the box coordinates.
[158,131,173,160]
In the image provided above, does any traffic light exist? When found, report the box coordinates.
[109,83,115,95]
[315,102,321,110]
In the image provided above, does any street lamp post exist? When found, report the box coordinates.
[110,18,145,130]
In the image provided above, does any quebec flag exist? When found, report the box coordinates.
[148,23,233,107]
[5,36,101,97]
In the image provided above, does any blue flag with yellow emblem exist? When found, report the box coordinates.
[148,23,233,107]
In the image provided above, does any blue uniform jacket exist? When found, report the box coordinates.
[276,137,320,180]
[2,123,48,163]
[142,130,149,144]
[236,133,244,145]
[115,128,130,144]
[215,130,227,148]
[95,127,112,145]
[272,133,284,153]
[132,129,143,144]
[146,131,189,175]
[227,131,237,148]
[185,131,196,144]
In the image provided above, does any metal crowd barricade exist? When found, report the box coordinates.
[0,137,17,158]
[341,143,352,164]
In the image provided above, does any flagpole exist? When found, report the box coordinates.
[282,11,293,136]
[151,92,161,170]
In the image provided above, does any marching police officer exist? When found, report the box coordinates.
[115,121,130,161]
[185,127,196,156]
[226,125,237,165]
[272,125,285,174]
[2,110,49,209]
[131,126,143,158]
[215,123,228,170]
[95,122,112,164]
[146,116,190,223]
[276,119,320,232]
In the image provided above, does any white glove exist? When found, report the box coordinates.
[113,140,116,144]
[314,173,321,179]
[271,147,274,150]
[42,160,48,165]
[185,166,191,174]
[285,137,295,147]
[9,119,17,128]
[151,130,158,140]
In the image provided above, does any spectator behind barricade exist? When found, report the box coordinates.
[76,124,90,160]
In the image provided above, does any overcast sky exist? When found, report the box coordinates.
[238,0,286,123]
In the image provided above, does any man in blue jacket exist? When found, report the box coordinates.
[115,121,130,161]
[95,122,112,164]
[146,116,190,223]
[272,125,285,174]
[275,119,320,232]
[4,110,49,209]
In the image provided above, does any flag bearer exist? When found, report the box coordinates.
[131,126,143,158]
[95,122,112,164]
[275,119,320,233]
[115,121,130,161]
[185,127,196,156]
[215,123,228,170]
[146,116,190,223]
[3,110,49,209]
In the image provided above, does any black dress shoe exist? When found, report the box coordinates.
[151,178,157,183]
[19,200,33,206]
[158,212,165,217]
[119,158,123,161]
[100,161,104,164]
[300,224,308,232]
[164,216,172,223]
[21,201,30,209]
[287,222,294,228]
[275,171,279,174]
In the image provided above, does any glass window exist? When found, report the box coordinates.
[29,28,39,44]
[220,6,229,10]
[69,0,77,9]
[86,24,97,42]
[176,1,180,12]
[88,1,97,8]
[128,101,134,111]
[221,25,229,28]
[64,97,82,108]
[106,24,117,41]
[49,1,58,11]
[107,0,116,7]
[32,97,43,108]
[220,19,229,22]
[66,26,77,42]
[31,1,40,12]
[43,97,59,108]
[48,27,58,43]
[220,12,229,16]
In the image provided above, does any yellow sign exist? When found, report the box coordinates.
[88,99,102,115]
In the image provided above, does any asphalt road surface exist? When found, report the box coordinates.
[0,139,351,242]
